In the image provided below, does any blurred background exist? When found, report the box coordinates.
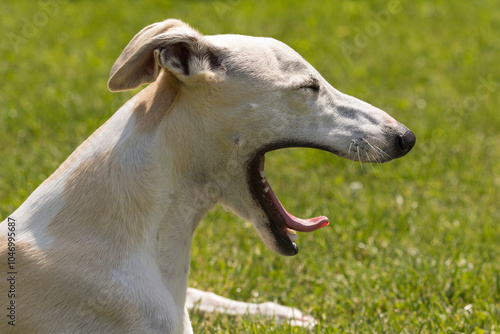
[1,1,499,332]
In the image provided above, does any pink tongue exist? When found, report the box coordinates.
[260,156,329,233]
[266,183,329,232]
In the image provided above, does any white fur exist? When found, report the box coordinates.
[186,288,316,328]
[0,19,414,333]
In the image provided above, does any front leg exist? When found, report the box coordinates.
[186,288,316,328]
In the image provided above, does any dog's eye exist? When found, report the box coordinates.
[299,79,320,93]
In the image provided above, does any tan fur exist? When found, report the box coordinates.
[0,144,164,333]
[0,239,152,333]
[41,117,113,186]
[133,72,179,133]
[47,150,151,246]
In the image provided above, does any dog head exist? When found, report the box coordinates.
[108,19,415,256]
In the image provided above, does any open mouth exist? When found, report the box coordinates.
[248,153,329,256]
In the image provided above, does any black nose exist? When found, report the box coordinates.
[398,130,416,154]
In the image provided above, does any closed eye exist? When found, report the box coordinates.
[298,78,320,92]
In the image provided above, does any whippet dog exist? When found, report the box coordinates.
[0,19,415,333]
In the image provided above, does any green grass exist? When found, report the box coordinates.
[1,0,499,332]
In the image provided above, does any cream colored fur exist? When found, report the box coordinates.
[0,19,414,333]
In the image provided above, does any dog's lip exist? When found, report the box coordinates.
[248,150,329,256]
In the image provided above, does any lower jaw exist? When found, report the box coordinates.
[270,226,299,256]
[263,209,299,256]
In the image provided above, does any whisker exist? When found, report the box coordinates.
[372,152,385,175]
[210,206,226,225]
[361,139,382,163]
[364,147,381,177]
[361,138,393,161]
[357,146,365,173]
[360,138,388,177]
[348,141,356,167]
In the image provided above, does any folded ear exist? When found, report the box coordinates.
[107,19,221,92]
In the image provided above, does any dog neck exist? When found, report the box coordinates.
[8,75,216,329]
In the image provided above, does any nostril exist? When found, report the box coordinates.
[398,130,416,153]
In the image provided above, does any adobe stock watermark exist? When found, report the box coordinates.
[340,0,402,62]
[5,217,17,327]
[443,75,498,129]
[6,0,67,54]
[401,74,498,174]
[213,0,242,20]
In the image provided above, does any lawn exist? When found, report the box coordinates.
[1,0,499,333]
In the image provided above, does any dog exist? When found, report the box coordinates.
[0,19,415,333]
